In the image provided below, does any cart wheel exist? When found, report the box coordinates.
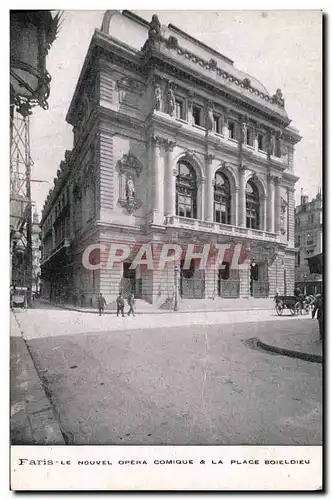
[276,304,283,316]
[303,304,310,315]
[294,302,301,315]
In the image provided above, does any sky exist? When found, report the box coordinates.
[28,9,322,215]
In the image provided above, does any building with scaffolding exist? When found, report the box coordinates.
[40,11,301,308]
[10,10,60,301]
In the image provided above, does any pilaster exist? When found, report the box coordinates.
[267,174,275,232]
[205,154,214,221]
[274,176,281,235]
[150,135,165,225]
[164,140,177,217]
[238,166,246,227]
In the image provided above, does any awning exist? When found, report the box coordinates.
[305,253,323,274]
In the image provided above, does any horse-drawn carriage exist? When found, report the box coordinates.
[274,295,311,316]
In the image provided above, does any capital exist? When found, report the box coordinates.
[205,153,214,164]
[239,165,247,173]
[151,135,163,147]
[164,139,176,152]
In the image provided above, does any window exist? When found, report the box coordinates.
[297,253,301,266]
[246,127,254,147]
[176,161,197,219]
[296,235,301,247]
[214,171,231,224]
[246,180,260,229]
[219,262,230,280]
[258,133,266,151]
[213,114,222,134]
[192,105,203,126]
[307,231,314,245]
[228,120,236,140]
[175,98,185,120]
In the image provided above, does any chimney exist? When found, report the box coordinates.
[300,189,308,206]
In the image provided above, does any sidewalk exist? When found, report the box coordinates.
[14,302,311,341]
[253,324,323,363]
[39,297,275,315]
[10,312,65,444]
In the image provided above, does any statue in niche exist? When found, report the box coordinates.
[206,106,214,131]
[166,88,175,116]
[273,88,285,107]
[148,14,161,39]
[125,176,135,199]
[280,199,287,234]
[240,122,246,144]
[154,84,162,111]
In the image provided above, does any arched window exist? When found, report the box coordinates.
[246,180,260,229]
[214,171,231,224]
[176,161,197,219]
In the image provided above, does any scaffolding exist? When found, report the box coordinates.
[10,103,33,301]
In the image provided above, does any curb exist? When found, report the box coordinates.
[255,338,323,364]
[37,301,274,315]
[11,313,66,445]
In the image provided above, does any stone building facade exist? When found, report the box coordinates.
[40,10,301,307]
[295,190,322,291]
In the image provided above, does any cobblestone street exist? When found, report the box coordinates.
[13,305,322,446]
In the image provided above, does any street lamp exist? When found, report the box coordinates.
[10,10,62,112]
[174,265,179,311]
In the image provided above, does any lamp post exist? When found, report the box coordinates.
[303,273,307,296]
[174,265,179,311]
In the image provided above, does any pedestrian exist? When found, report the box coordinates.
[127,293,136,317]
[116,292,125,317]
[312,293,323,340]
[97,292,107,316]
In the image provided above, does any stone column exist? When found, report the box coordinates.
[187,92,194,126]
[164,140,176,217]
[151,136,164,224]
[267,174,275,232]
[238,166,246,227]
[222,108,229,139]
[205,154,214,221]
[274,176,281,235]
[233,186,239,226]
[197,178,205,220]
[261,195,267,231]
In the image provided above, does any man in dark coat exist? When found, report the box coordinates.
[116,292,125,317]
[127,293,136,317]
[312,294,323,340]
[97,293,107,316]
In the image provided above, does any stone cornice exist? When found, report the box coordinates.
[143,39,290,125]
